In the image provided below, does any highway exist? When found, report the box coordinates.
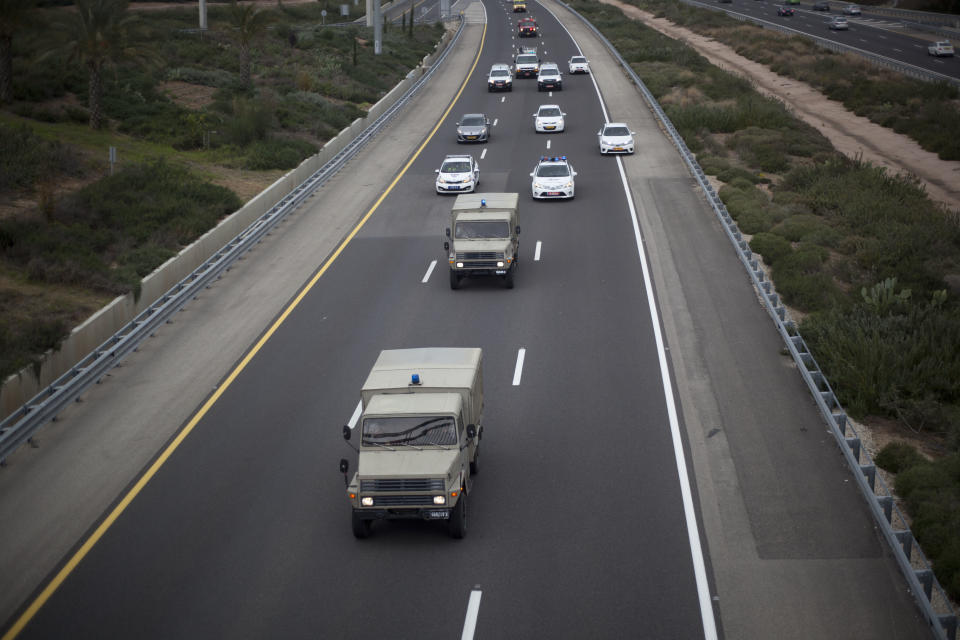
[0,0,941,638]
[693,0,960,81]
[7,2,714,638]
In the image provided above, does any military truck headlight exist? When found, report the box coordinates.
[456,262,464,268]
[497,261,504,267]
[433,495,446,505]
[361,496,374,506]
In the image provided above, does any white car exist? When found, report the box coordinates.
[530,156,576,200]
[597,122,635,154]
[537,63,563,91]
[533,104,566,133]
[487,63,513,92]
[828,16,849,29]
[435,154,479,194]
[928,41,955,57]
[568,55,590,74]
[841,3,860,14]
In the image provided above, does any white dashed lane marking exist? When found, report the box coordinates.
[512,348,526,386]
[422,260,437,283]
[534,241,542,261]
[481,148,487,160]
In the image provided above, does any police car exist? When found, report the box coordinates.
[435,154,479,194]
[529,156,576,200]
[533,104,566,133]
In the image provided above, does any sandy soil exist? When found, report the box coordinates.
[599,0,960,212]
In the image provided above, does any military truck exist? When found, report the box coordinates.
[445,193,520,290]
[339,348,483,539]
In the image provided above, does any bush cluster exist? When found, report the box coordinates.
[0,124,85,192]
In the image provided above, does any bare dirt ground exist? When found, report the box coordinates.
[599,0,960,213]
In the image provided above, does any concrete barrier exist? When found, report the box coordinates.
[0,26,457,421]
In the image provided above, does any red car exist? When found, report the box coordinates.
[518,18,538,37]
[777,5,794,15]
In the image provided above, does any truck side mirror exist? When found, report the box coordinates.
[339,458,349,474]
[445,227,451,237]
[466,424,477,440]
[342,425,351,441]
[516,225,521,234]
[444,241,450,251]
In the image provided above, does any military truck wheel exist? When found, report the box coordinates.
[352,513,371,539]
[503,269,515,289]
[449,270,461,290]
[448,494,467,539]
[470,447,480,475]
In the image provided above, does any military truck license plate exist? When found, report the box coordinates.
[426,510,449,519]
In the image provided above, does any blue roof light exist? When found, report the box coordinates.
[561,155,567,161]
[480,199,486,207]
[411,373,421,385]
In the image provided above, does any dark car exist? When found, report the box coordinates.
[813,1,830,9]
[777,5,795,15]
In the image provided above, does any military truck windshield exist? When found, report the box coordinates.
[362,416,457,446]
[455,221,511,239]
[461,116,485,126]
[604,126,630,136]
[536,164,570,177]
[442,161,471,173]
[516,54,538,64]
[539,107,562,117]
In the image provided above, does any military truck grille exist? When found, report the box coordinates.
[361,478,445,492]
[456,252,504,260]
[371,495,438,506]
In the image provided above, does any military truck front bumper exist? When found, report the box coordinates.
[353,507,451,521]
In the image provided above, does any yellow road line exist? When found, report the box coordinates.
[1,20,487,640]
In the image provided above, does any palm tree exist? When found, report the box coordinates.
[0,0,36,104]
[51,0,145,129]
[226,0,275,88]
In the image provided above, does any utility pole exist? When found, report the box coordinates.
[366,0,373,26]
[199,0,207,30]
[373,0,382,54]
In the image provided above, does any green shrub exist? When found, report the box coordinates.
[720,181,777,233]
[750,232,792,265]
[168,67,239,88]
[243,137,317,170]
[875,442,927,473]
[772,214,837,245]
[0,124,84,192]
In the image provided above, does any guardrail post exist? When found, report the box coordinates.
[917,569,934,600]
[845,437,860,461]
[860,464,876,491]
[894,530,913,559]
[877,495,893,523]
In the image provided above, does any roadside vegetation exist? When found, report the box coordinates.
[0,0,446,382]
[617,0,960,160]
[567,0,960,600]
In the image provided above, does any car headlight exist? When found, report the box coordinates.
[433,495,446,505]
[563,182,573,188]
[533,182,545,189]
[361,496,374,506]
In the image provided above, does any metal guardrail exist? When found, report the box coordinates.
[681,0,960,87]
[0,16,466,467]
[550,1,959,638]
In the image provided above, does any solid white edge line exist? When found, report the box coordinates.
[512,348,526,386]
[460,589,483,640]
[348,400,363,429]
[534,240,542,261]
[422,260,437,283]
[541,2,718,637]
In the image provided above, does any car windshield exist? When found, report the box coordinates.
[571,56,586,63]
[442,161,471,173]
[541,66,559,74]
[517,54,538,64]
[362,416,457,447]
[455,221,510,239]
[491,69,509,77]
[604,126,630,137]
[537,164,570,177]
[539,107,562,117]
[461,116,485,126]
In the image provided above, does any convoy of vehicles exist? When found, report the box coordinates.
[340,348,484,538]
[445,193,520,289]
[533,104,566,132]
[435,155,480,194]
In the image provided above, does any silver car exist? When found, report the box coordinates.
[841,3,860,14]
[828,16,849,29]
[537,63,563,92]
[435,154,480,194]
[456,113,490,143]
[597,122,635,154]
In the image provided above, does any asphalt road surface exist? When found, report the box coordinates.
[9,2,715,639]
